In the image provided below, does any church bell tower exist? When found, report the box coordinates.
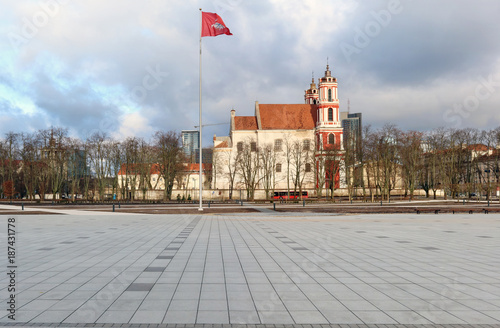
[315,63,343,149]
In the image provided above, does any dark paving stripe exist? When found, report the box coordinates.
[156,255,174,259]
[420,246,440,251]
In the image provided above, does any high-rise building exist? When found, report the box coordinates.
[181,130,199,162]
[341,112,362,154]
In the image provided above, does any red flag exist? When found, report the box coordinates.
[201,12,232,37]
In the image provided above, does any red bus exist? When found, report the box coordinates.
[273,191,308,200]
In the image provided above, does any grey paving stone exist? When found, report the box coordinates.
[197,311,229,324]
[258,311,295,324]
[1,212,499,326]
[289,311,328,324]
[130,311,167,324]
[126,283,155,292]
[96,311,134,324]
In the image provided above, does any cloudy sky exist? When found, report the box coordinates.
[1,0,500,144]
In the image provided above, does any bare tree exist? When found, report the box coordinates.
[65,137,86,202]
[290,139,313,199]
[219,149,238,200]
[398,130,423,200]
[18,132,40,201]
[87,132,113,201]
[259,143,277,200]
[236,139,260,201]
[153,131,184,200]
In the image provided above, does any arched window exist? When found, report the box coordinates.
[328,89,332,102]
[237,142,243,152]
[328,108,333,121]
[328,134,335,145]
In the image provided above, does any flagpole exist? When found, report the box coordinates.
[198,8,203,212]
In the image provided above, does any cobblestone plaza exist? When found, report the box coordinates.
[1,208,499,326]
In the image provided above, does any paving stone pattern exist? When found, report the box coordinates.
[0,213,499,325]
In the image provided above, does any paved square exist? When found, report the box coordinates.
[1,211,499,326]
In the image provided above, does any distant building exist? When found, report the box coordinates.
[341,112,362,153]
[194,148,213,164]
[181,130,200,162]
[116,162,211,200]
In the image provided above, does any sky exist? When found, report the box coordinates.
[1,0,500,145]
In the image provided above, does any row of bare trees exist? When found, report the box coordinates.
[2,125,499,202]
[0,127,186,202]
[213,126,500,201]
[346,125,500,201]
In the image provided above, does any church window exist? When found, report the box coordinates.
[251,142,257,152]
[276,163,282,172]
[303,139,310,151]
[274,139,282,151]
[237,142,243,152]
[305,163,311,173]
[328,89,332,102]
[328,108,333,121]
[328,134,335,145]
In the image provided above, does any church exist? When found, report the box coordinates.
[212,64,346,199]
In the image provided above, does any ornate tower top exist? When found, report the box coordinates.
[304,73,319,104]
[325,63,331,78]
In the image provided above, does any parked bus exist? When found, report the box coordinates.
[273,191,308,200]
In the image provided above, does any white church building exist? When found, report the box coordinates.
[213,64,345,199]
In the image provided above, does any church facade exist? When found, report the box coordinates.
[213,64,345,198]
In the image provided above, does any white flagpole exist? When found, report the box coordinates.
[198,8,203,211]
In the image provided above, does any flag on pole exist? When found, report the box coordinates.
[201,12,232,37]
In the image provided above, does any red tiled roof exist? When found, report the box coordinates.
[118,163,212,175]
[234,116,258,130]
[465,144,490,151]
[184,163,211,171]
[118,163,161,175]
[0,159,22,167]
[259,104,317,130]
[215,141,229,148]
